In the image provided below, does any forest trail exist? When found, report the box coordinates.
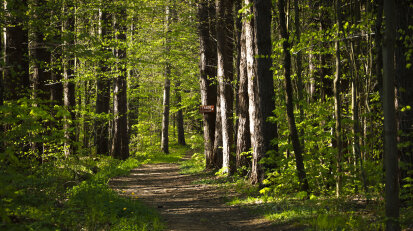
[109,157,284,231]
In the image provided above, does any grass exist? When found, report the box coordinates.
[179,153,413,231]
[0,137,201,230]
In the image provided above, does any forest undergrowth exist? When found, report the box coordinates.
[180,148,413,231]
[0,140,194,231]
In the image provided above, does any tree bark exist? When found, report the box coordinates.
[216,0,234,174]
[213,85,223,168]
[111,3,129,160]
[244,0,264,184]
[197,0,218,169]
[278,0,309,193]
[236,16,251,173]
[62,0,76,157]
[334,0,343,198]
[3,0,29,100]
[294,0,304,140]
[395,0,413,194]
[95,2,112,156]
[175,80,186,145]
[383,0,399,229]
[161,2,172,154]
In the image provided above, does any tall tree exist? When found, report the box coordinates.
[161,1,172,154]
[175,79,186,145]
[198,0,218,170]
[62,0,76,157]
[236,14,250,172]
[95,1,111,156]
[255,0,277,168]
[334,0,343,197]
[111,1,129,160]
[278,0,309,193]
[3,0,29,100]
[216,0,234,174]
[245,0,276,184]
[395,0,413,190]
[383,0,399,229]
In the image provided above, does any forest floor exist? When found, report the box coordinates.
[109,155,301,231]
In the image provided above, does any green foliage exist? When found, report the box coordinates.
[0,155,163,230]
[180,152,205,175]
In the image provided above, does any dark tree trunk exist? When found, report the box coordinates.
[111,3,129,160]
[29,1,50,102]
[278,0,309,193]
[294,0,304,143]
[197,0,218,170]
[383,0,400,229]
[236,15,251,173]
[254,0,278,168]
[216,0,234,174]
[395,0,413,195]
[96,4,111,156]
[62,1,76,157]
[4,0,29,100]
[175,80,186,145]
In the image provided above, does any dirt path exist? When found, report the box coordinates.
[109,161,281,231]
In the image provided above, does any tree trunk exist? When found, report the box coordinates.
[213,86,223,168]
[29,0,51,157]
[334,0,343,198]
[3,0,29,100]
[197,0,218,169]
[294,0,305,141]
[278,0,309,193]
[245,0,263,184]
[111,3,129,160]
[395,0,413,196]
[350,41,368,194]
[161,3,172,154]
[383,0,399,229]
[216,0,234,174]
[175,80,186,145]
[236,16,251,173]
[62,0,76,157]
[96,3,111,156]
[29,0,50,102]
[255,0,278,168]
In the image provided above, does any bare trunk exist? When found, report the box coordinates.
[96,4,111,155]
[278,0,309,193]
[395,0,413,195]
[383,0,399,229]
[236,17,250,172]
[161,3,172,154]
[175,80,186,145]
[111,4,129,160]
[197,0,218,169]
[334,0,343,198]
[245,0,264,184]
[3,0,29,100]
[213,86,223,168]
[62,1,76,157]
[216,0,234,174]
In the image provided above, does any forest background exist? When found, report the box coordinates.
[0,0,412,230]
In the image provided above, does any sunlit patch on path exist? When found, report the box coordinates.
[109,163,280,231]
